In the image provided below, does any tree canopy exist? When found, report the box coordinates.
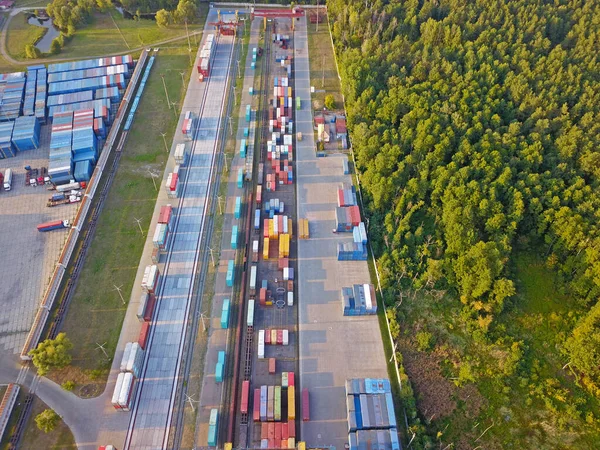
[35,409,60,433]
[327,0,600,385]
[29,332,73,376]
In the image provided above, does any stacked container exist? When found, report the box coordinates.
[165,166,180,198]
[48,55,134,74]
[0,72,26,121]
[337,242,367,261]
[136,292,156,322]
[220,299,230,329]
[49,98,111,123]
[141,264,160,293]
[197,34,215,81]
[48,111,74,185]
[72,109,98,178]
[47,90,94,107]
[35,67,47,123]
[226,260,235,287]
[23,69,36,116]
[95,86,121,103]
[341,284,377,315]
[215,351,225,383]
[335,206,361,232]
[48,64,129,84]
[11,115,40,151]
[48,74,126,96]
[337,183,357,207]
[0,121,15,158]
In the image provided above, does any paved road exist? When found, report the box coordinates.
[294,16,389,449]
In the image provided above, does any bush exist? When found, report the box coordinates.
[50,37,62,55]
[324,94,335,110]
[28,332,73,376]
[415,331,435,352]
[24,44,41,59]
[35,409,59,433]
[61,380,75,391]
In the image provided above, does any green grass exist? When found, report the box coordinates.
[393,252,600,449]
[6,12,47,60]
[52,46,193,392]
[53,6,208,60]
[306,18,343,110]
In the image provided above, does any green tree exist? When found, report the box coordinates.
[415,331,434,352]
[50,37,62,55]
[29,332,73,376]
[35,409,59,433]
[324,94,335,110]
[173,0,195,24]
[24,44,41,59]
[155,8,171,28]
[61,380,75,391]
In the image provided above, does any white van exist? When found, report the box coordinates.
[3,168,12,191]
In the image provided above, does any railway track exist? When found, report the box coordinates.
[124,32,236,450]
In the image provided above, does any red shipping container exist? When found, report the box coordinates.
[253,388,261,421]
[240,380,250,413]
[260,288,267,305]
[268,357,276,374]
[302,388,310,421]
[170,173,178,191]
[268,422,275,438]
[159,205,172,224]
[261,422,268,439]
[282,421,289,439]
[269,439,275,449]
[278,215,284,233]
[288,371,295,387]
[278,258,288,270]
[276,330,283,345]
[264,219,270,238]
[265,329,271,345]
[138,322,150,350]
[288,419,296,437]
[275,422,282,441]
[338,189,344,207]
[257,185,262,203]
[143,293,156,322]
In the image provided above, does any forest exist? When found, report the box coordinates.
[326,0,600,448]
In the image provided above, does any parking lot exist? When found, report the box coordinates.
[0,124,79,355]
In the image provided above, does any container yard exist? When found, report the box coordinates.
[0,54,135,356]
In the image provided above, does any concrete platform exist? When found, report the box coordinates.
[294,17,389,449]
[0,124,79,354]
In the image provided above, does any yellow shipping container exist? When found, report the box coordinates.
[288,219,293,238]
[288,385,296,420]
[284,234,290,257]
[287,87,292,97]
[297,442,304,450]
[271,329,277,345]
[263,237,270,260]
[269,219,275,239]
[224,444,232,450]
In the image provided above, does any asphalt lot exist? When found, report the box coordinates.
[294,16,389,449]
[0,124,79,355]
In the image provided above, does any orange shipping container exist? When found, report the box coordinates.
[261,422,268,439]
[269,357,276,374]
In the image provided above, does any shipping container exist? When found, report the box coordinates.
[288,386,296,420]
[253,388,261,421]
[302,388,310,421]
[174,143,188,165]
[268,357,276,374]
[220,298,230,329]
[111,372,125,410]
[119,342,132,372]
[234,196,242,219]
[226,260,234,287]
[118,372,136,411]
[138,322,150,349]
[240,380,250,414]
[267,385,275,421]
[207,408,218,446]
[231,225,238,249]
[37,220,68,232]
[260,385,268,421]
[247,299,255,327]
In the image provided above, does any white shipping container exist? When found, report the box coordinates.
[120,342,132,372]
[258,329,265,346]
[364,283,373,311]
[273,216,278,236]
[284,134,293,146]
[126,343,144,377]
[174,143,187,164]
[247,299,255,327]
[112,372,125,409]
[258,342,265,359]
[252,240,259,253]
[283,267,289,281]
[283,216,288,234]
[287,292,294,307]
[283,329,289,346]
[118,372,136,411]
[250,266,257,291]
[136,292,148,321]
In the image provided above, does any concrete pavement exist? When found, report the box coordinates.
[294,16,389,449]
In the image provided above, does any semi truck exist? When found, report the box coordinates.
[37,219,70,232]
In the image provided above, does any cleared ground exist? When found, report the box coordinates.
[0,126,79,355]
[306,18,343,110]
[53,47,193,393]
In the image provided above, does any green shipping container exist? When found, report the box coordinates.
[245,105,251,121]
[240,139,246,158]
[226,260,234,287]
[215,362,224,382]
[218,350,225,364]
[234,196,241,219]
[231,225,238,249]
[207,424,217,446]
[220,299,230,328]
[296,96,301,110]
[237,168,244,189]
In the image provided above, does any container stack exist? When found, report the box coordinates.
[207,408,218,446]
[256,378,296,448]
[341,284,377,316]
[215,350,225,382]
[11,116,40,151]
[47,64,130,84]
[141,264,160,293]
[35,66,47,123]
[48,74,126,96]
[47,90,94,108]
[136,292,156,322]
[0,121,15,158]
[47,55,134,74]
[174,143,188,165]
[353,222,368,246]
[111,372,138,412]
[118,342,145,378]
[95,86,121,103]
[197,34,215,81]
[23,69,36,116]
[335,205,361,232]
[337,242,367,261]
[48,98,111,122]
[298,218,309,239]
[48,112,74,185]
[0,72,26,121]
[72,109,97,164]
[337,183,357,207]
[259,329,290,346]
[94,117,106,138]
[345,378,400,450]
[220,299,230,329]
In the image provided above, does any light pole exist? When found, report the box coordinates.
[228,116,233,136]
[134,217,144,237]
[217,196,223,215]
[209,247,215,266]
[179,71,186,87]
[96,342,109,359]
[198,311,207,332]
[148,170,158,191]
[161,74,171,108]
[237,59,241,78]
[223,153,229,172]
[171,102,178,119]
[113,284,126,304]
[160,132,169,153]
